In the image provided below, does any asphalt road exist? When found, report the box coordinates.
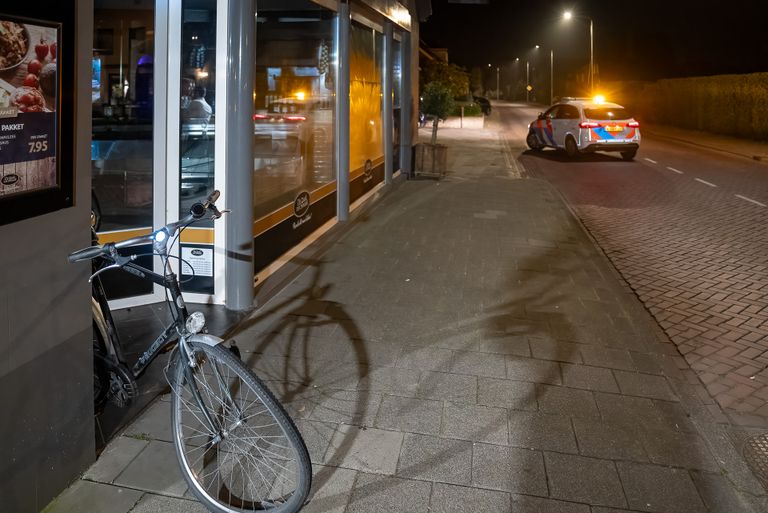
[495,101,768,423]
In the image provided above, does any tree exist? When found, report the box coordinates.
[421,61,470,100]
[421,81,455,144]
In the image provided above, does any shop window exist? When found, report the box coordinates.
[349,21,383,176]
[91,1,154,233]
[252,1,336,220]
[91,0,155,299]
[180,2,216,222]
[178,1,217,294]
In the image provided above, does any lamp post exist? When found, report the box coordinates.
[563,10,594,94]
[525,60,530,102]
[550,49,554,104]
[496,66,500,100]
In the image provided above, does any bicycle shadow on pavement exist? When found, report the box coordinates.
[223,256,373,500]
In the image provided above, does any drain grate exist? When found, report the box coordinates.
[743,433,768,490]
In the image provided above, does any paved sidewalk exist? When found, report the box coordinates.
[46,126,768,512]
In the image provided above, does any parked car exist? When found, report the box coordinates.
[526,96,641,161]
[473,95,491,115]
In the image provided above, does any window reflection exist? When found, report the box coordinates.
[393,38,402,171]
[253,1,336,219]
[350,22,384,173]
[91,1,154,232]
[180,2,216,222]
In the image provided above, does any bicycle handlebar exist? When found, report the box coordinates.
[68,190,225,264]
[68,244,110,263]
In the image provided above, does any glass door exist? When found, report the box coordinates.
[91,0,165,305]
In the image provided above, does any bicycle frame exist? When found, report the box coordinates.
[108,258,191,379]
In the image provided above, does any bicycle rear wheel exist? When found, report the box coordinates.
[170,342,311,513]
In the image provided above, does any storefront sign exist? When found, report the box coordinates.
[363,159,373,183]
[181,246,213,277]
[292,190,312,230]
[0,12,69,225]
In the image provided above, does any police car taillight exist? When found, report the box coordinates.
[579,121,600,128]
[627,121,640,128]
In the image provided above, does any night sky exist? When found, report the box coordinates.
[420,0,768,82]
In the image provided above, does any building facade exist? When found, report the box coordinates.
[0,1,424,511]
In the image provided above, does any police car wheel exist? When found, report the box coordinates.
[621,150,637,161]
[565,137,580,159]
[526,132,542,151]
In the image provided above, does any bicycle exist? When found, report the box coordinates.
[69,191,312,513]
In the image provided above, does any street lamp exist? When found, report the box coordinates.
[526,45,541,103]
[563,10,594,94]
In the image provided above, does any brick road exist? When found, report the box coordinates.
[507,104,768,423]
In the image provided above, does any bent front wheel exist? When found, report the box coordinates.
[171,342,311,513]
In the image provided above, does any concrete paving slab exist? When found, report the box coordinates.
[122,400,172,442]
[294,419,338,464]
[113,440,187,497]
[506,356,562,385]
[510,494,591,513]
[561,363,621,393]
[477,376,538,411]
[83,436,148,483]
[442,402,508,445]
[345,473,431,513]
[536,384,600,418]
[471,444,547,496]
[544,452,627,508]
[508,410,578,453]
[41,481,141,513]
[613,371,679,402]
[396,433,473,485]
[129,494,209,513]
[450,350,508,378]
[430,483,511,513]
[572,417,648,462]
[616,461,707,513]
[374,394,444,435]
[307,389,382,426]
[323,425,403,475]
[303,465,357,513]
[416,370,477,404]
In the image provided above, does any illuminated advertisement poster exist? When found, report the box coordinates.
[0,16,59,198]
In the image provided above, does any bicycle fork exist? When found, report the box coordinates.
[178,341,245,447]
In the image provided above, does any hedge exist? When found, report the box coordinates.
[451,103,483,117]
[602,73,768,140]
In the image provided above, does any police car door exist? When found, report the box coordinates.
[536,105,559,148]
[555,105,580,149]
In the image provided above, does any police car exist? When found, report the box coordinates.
[526,96,641,161]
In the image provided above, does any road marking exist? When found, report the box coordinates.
[666,166,684,174]
[736,194,767,207]
[644,158,658,164]
[695,178,717,187]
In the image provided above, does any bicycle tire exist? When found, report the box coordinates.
[170,342,311,513]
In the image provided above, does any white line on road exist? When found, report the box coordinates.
[644,158,658,164]
[694,178,718,187]
[666,166,684,174]
[735,194,767,207]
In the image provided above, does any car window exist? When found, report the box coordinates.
[584,108,632,120]
[557,105,579,119]
[544,106,559,119]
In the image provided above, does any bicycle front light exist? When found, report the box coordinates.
[186,311,206,334]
